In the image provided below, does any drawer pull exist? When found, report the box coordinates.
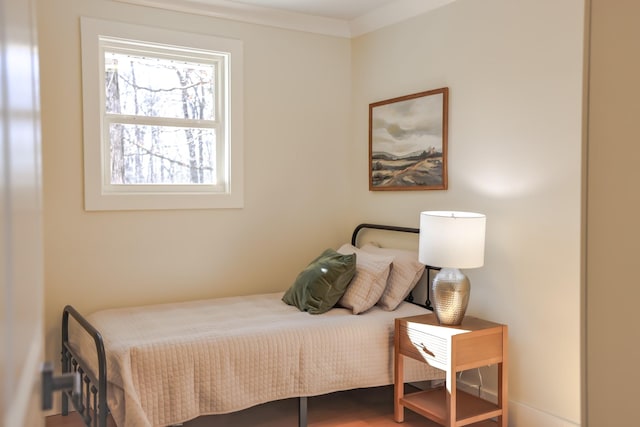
[420,343,435,357]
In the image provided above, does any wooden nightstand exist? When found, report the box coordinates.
[394,313,508,427]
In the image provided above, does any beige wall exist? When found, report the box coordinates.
[350,0,584,425]
[39,0,586,425]
[586,0,640,425]
[38,0,352,397]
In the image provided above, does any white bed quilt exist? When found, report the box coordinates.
[70,292,442,427]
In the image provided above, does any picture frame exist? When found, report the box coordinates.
[369,87,448,191]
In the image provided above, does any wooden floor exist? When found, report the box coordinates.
[46,385,446,427]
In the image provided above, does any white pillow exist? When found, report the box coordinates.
[336,243,394,314]
[360,243,425,311]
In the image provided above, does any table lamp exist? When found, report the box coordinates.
[419,211,486,325]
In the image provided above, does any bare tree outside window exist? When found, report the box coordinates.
[104,51,218,185]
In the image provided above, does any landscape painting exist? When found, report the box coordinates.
[369,87,448,191]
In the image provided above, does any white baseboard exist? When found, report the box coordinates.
[509,400,580,427]
[456,379,581,427]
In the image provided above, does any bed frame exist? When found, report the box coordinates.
[60,223,436,427]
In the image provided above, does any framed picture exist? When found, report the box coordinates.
[369,87,448,191]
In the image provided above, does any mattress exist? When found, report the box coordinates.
[69,292,443,427]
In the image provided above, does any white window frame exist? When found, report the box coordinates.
[80,17,244,210]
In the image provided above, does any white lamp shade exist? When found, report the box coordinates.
[419,211,486,269]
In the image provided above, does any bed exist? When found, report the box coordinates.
[60,223,443,427]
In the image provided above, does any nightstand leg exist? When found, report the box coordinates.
[394,353,404,422]
[447,337,459,427]
[498,325,508,427]
[497,362,506,427]
[446,367,455,427]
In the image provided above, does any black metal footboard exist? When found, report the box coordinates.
[62,305,109,427]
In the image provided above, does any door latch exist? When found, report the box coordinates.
[41,361,80,410]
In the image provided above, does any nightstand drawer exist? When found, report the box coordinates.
[398,324,448,367]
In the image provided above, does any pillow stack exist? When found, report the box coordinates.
[282,242,425,314]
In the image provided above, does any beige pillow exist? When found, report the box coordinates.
[336,243,394,314]
[360,243,425,311]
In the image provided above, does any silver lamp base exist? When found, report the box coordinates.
[432,268,470,325]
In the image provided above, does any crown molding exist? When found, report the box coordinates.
[114,0,351,37]
[113,0,455,38]
[350,0,456,37]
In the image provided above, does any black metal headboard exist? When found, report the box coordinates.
[350,223,436,310]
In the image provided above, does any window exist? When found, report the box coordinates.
[80,18,243,210]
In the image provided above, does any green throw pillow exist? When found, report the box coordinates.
[282,249,356,314]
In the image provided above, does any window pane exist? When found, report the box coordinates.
[104,51,216,120]
[110,123,216,185]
